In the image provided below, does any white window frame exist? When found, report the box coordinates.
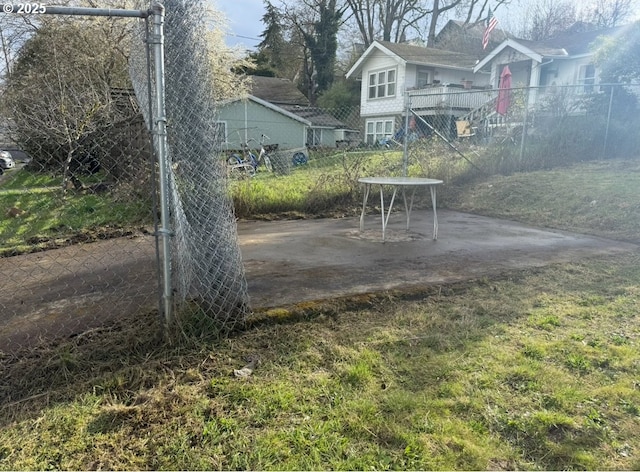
[368,67,397,99]
[306,128,322,147]
[365,118,395,145]
[577,64,596,94]
[416,69,431,88]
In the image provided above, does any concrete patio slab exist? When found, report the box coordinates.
[240,210,637,308]
[1,210,637,350]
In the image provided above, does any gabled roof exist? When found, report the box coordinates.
[434,19,512,57]
[346,40,479,79]
[474,39,546,72]
[248,76,310,106]
[474,23,628,72]
[537,23,626,55]
[280,105,346,129]
[221,95,346,129]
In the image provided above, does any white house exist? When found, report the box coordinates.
[346,40,490,144]
[474,23,628,99]
[347,23,632,144]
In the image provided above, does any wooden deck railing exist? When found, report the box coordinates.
[408,86,495,112]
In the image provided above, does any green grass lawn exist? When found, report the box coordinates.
[444,160,640,243]
[2,157,640,469]
[229,148,404,218]
[0,170,152,256]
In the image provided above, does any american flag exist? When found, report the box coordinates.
[482,8,498,50]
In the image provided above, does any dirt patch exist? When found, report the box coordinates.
[1,226,151,258]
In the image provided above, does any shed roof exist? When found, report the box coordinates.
[249,76,310,106]
[280,105,346,128]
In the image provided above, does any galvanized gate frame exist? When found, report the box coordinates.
[0,3,174,326]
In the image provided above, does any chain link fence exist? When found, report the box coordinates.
[1,0,638,355]
[0,1,249,354]
[403,82,640,171]
[0,7,158,353]
[131,0,250,335]
[224,82,640,217]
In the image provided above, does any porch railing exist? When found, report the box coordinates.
[407,86,495,112]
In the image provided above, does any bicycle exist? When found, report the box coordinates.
[227,134,273,175]
[227,145,256,178]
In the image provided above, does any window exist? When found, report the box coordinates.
[416,69,430,88]
[578,64,596,93]
[307,128,322,147]
[366,119,394,145]
[368,68,397,99]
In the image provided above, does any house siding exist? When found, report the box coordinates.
[406,63,490,89]
[359,50,406,117]
[489,49,536,87]
[218,100,307,149]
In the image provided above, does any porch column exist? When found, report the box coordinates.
[490,63,498,88]
[528,60,541,108]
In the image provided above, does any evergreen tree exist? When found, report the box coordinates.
[301,0,342,101]
[257,1,286,73]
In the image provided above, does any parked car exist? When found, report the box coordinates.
[0,150,15,171]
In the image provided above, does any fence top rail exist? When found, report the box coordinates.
[409,82,640,98]
[0,3,151,17]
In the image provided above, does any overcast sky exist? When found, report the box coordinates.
[214,0,640,52]
[215,0,264,51]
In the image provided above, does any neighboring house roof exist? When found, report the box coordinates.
[221,94,347,130]
[535,23,625,55]
[248,76,310,106]
[221,75,347,129]
[219,75,348,134]
[346,40,480,79]
[434,19,512,57]
[280,105,347,129]
[222,95,311,125]
[474,23,627,72]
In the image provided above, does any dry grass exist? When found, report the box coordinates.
[2,257,640,469]
[3,158,640,469]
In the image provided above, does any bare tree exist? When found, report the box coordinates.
[344,0,434,46]
[4,16,131,192]
[342,0,512,47]
[512,0,632,42]
[0,15,37,79]
[511,0,577,40]
[2,0,248,194]
[583,0,633,28]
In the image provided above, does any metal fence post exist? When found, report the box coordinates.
[603,85,614,159]
[402,92,411,176]
[150,2,173,328]
[519,87,530,162]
